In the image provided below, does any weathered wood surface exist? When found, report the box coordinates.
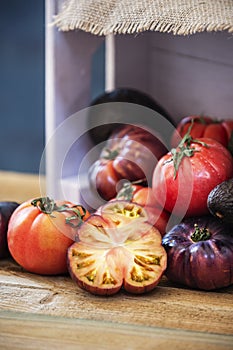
[0,259,233,349]
[0,171,233,348]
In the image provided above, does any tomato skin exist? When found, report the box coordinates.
[92,160,121,200]
[171,116,233,148]
[7,198,90,275]
[89,124,168,201]
[152,138,233,218]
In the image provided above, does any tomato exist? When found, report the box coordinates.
[171,115,233,149]
[152,128,233,218]
[7,197,90,275]
[89,124,168,201]
[115,182,170,235]
[162,216,233,290]
[68,201,167,295]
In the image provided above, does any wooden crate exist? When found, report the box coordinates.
[45,0,233,204]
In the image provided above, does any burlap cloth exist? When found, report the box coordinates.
[53,0,233,35]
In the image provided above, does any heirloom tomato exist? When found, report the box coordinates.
[115,182,170,235]
[171,115,233,149]
[89,124,168,201]
[7,197,90,275]
[68,201,167,296]
[152,125,233,218]
[162,216,233,290]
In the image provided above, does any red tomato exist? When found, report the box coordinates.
[171,116,233,149]
[7,197,90,275]
[89,124,168,201]
[115,183,170,235]
[152,136,233,218]
[68,201,167,296]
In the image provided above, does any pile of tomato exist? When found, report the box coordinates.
[1,115,233,296]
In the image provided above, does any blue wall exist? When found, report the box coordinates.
[0,0,45,173]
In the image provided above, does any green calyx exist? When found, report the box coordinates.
[168,121,209,179]
[116,182,134,201]
[116,179,147,201]
[102,148,120,160]
[31,197,86,228]
[191,223,211,242]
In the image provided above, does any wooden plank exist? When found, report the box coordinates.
[149,31,233,67]
[149,47,233,122]
[0,310,233,350]
[0,259,232,337]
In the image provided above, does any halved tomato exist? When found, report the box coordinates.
[115,183,170,235]
[67,201,167,295]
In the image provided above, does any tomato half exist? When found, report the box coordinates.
[7,197,90,275]
[171,115,233,149]
[152,134,233,218]
[89,124,168,201]
[115,183,170,235]
[68,201,167,295]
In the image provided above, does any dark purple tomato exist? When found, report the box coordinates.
[162,216,233,290]
[0,201,19,258]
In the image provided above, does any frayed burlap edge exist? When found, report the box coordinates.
[52,0,233,36]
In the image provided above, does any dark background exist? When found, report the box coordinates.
[0,0,45,173]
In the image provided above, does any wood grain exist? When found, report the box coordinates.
[1,310,233,350]
[0,259,232,337]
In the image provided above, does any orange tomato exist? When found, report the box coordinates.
[7,197,90,275]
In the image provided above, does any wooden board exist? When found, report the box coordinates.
[0,258,233,349]
[0,171,232,348]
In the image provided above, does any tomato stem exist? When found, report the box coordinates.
[31,197,86,227]
[191,224,211,242]
[167,120,209,179]
[31,197,55,214]
[116,179,147,201]
[102,148,119,160]
[116,182,134,201]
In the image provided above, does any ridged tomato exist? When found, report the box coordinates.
[89,124,168,201]
[153,127,233,217]
[162,216,233,290]
[7,197,90,275]
[171,115,233,149]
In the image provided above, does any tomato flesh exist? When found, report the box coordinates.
[68,202,167,295]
